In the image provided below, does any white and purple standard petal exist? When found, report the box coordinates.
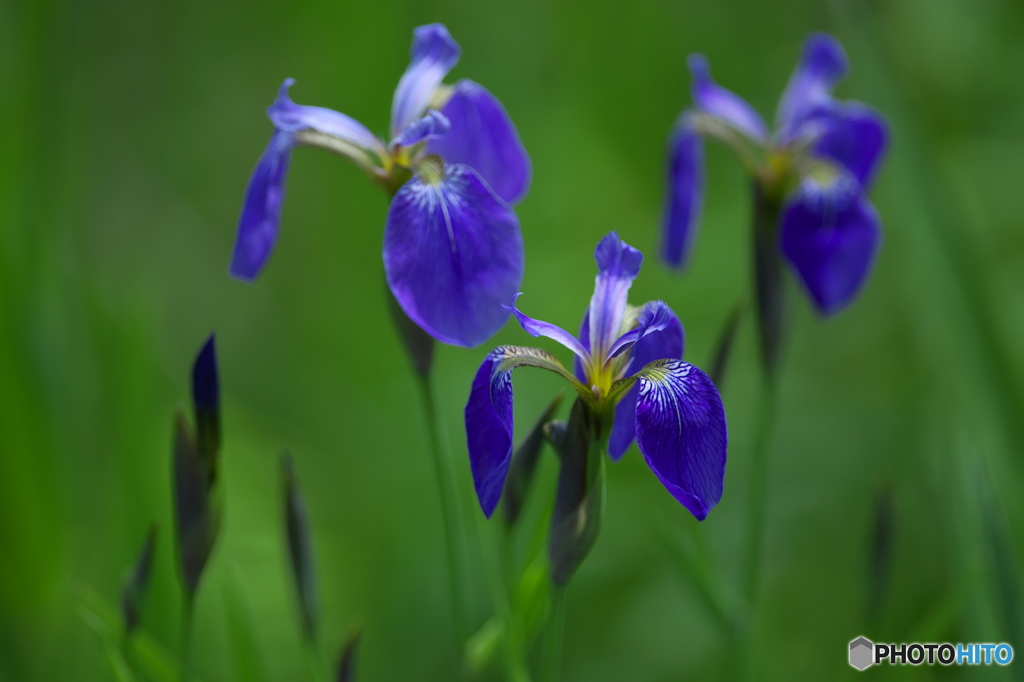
[809,102,889,191]
[661,112,705,269]
[507,293,590,362]
[384,163,523,348]
[230,130,295,281]
[389,109,451,150]
[607,303,684,460]
[465,345,582,517]
[632,359,727,520]
[428,80,532,205]
[688,55,768,142]
[587,233,644,361]
[779,178,882,315]
[607,300,679,361]
[775,34,848,137]
[390,24,461,140]
[268,79,385,158]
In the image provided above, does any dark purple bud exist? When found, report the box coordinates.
[120,524,157,634]
[752,183,788,379]
[502,393,564,527]
[706,300,747,390]
[282,453,318,642]
[192,334,221,474]
[385,281,434,377]
[548,399,604,586]
[172,407,221,596]
[336,627,362,682]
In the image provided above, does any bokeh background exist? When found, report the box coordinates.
[3,0,1023,679]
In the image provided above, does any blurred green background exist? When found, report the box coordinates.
[3,0,1024,679]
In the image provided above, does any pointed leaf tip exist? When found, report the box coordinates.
[120,524,158,634]
[282,453,318,642]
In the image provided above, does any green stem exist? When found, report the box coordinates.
[742,380,778,605]
[540,586,567,682]
[416,373,474,646]
[478,516,531,682]
[304,638,324,682]
[180,595,194,682]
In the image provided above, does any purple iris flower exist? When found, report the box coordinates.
[465,233,727,521]
[662,34,890,316]
[230,24,531,348]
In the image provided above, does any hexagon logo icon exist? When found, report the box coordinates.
[849,636,874,670]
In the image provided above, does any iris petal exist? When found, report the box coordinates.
[230,130,295,281]
[607,304,684,460]
[809,102,889,191]
[661,112,705,269]
[507,294,590,362]
[776,33,848,137]
[688,55,768,142]
[465,346,577,517]
[588,233,644,361]
[391,24,461,140]
[389,109,451,150]
[779,179,882,316]
[632,359,727,520]
[268,79,385,158]
[428,80,532,204]
[384,164,523,348]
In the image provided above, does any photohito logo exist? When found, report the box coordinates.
[849,636,1014,670]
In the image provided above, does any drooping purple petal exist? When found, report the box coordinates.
[389,110,451,150]
[428,79,532,204]
[608,304,684,460]
[588,233,644,362]
[384,163,523,348]
[230,130,295,281]
[779,178,882,316]
[465,345,576,517]
[661,112,705,269]
[776,34,848,136]
[633,359,727,520]
[507,293,590,362]
[391,24,461,140]
[268,79,385,158]
[688,54,768,142]
[809,102,889,191]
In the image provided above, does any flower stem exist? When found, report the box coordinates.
[540,585,567,682]
[179,595,194,682]
[743,379,777,606]
[416,372,474,646]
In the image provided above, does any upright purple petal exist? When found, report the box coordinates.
[688,55,768,142]
[268,79,385,157]
[608,304,684,460]
[391,24,461,139]
[230,130,295,281]
[507,293,590,362]
[661,112,705,269]
[633,359,727,520]
[776,34,848,136]
[810,102,889,191]
[428,80,532,204]
[389,110,450,150]
[384,164,523,348]
[779,179,882,315]
[587,233,644,362]
[465,346,576,517]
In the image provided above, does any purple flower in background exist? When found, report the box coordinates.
[231,24,531,348]
[662,34,889,316]
[465,233,727,520]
